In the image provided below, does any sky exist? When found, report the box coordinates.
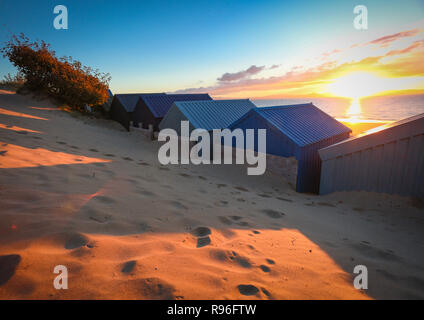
[0,0,423,99]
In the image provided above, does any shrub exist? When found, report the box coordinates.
[1,33,111,111]
[0,72,26,90]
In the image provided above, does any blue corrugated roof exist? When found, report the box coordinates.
[116,93,166,112]
[174,99,256,130]
[232,103,351,147]
[142,94,212,118]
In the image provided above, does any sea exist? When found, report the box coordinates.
[253,94,424,122]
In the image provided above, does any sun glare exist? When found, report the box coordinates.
[327,72,424,99]
[326,72,387,99]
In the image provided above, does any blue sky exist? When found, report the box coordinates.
[0,0,423,96]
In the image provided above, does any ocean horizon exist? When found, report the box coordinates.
[253,94,424,122]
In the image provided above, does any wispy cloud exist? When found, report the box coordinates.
[368,29,422,47]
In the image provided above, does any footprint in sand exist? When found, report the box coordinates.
[266,258,275,265]
[93,195,116,204]
[252,230,260,234]
[103,153,115,157]
[237,221,250,227]
[196,237,211,248]
[276,197,293,202]
[169,200,188,210]
[70,145,79,149]
[138,161,150,166]
[350,242,401,262]
[217,183,227,188]
[88,211,111,223]
[0,150,7,156]
[198,175,207,180]
[214,200,229,207]
[261,209,285,219]
[0,254,21,286]
[89,148,98,152]
[234,186,249,192]
[56,141,67,145]
[138,190,156,197]
[190,227,211,237]
[237,284,259,296]
[210,250,252,268]
[190,227,212,248]
[261,287,274,299]
[218,216,232,225]
[121,260,136,274]
[64,233,89,250]
[138,278,176,299]
[259,265,271,272]
[122,157,133,161]
[257,193,272,198]
[179,173,191,178]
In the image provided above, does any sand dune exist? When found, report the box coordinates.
[0,91,423,299]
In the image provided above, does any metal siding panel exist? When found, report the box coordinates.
[228,110,299,157]
[381,141,396,194]
[365,148,375,191]
[319,115,424,197]
[344,153,354,191]
[332,156,342,191]
[410,134,424,196]
[351,151,362,190]
[320,114,424,160]
[391,138,407,195]
[320,158,335,194]
[178,100,256,131]
[401,137,414,195]
[417,135,424,197]
[373,145,384,192]
[256,104,351,147]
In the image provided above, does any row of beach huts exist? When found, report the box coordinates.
[105,91,424,197]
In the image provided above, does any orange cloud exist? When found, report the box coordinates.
[368,29,422,47]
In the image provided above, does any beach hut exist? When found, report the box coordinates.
[101,89,114,113]
[133,94,212,131]
[109,93,165,131]
[159,99,256,134]
[319,113,424,197]
[229,103,351,193]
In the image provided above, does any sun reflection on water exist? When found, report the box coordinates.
[345,98,362,123]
